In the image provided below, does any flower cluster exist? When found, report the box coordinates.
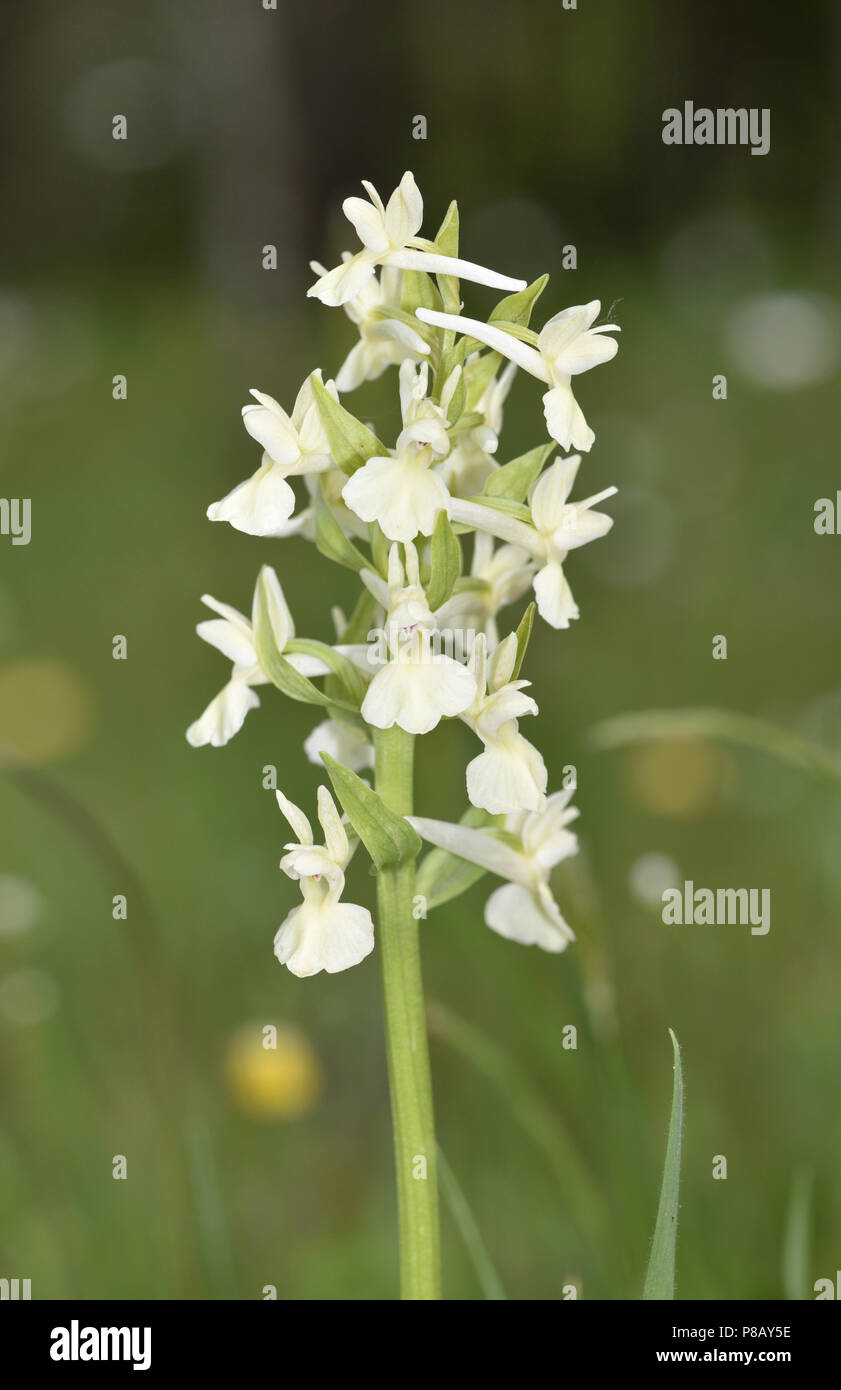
[188,171,620,975]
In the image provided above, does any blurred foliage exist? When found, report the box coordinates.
[0,0,840,1300]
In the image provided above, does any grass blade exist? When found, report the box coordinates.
[590,706,841,789]
[438,1147,507,1300]
[642,1028,684,1300]
[781,1167,813,1300]
[428,1000,607,1243]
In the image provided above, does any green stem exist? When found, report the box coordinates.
[374,726,441,1300]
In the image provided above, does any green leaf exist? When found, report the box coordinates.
[444,367,467,426]
[368,522,391,578]
[374,303,437,350]
[400,269,442,316]
[465,493,534,526]
[642,1029,684,1301]
[253,582,355,713]
[435,200,460,256]
[285,638,367,708]
[512,602,535,679]
[453,576,491,595]
[485,443,554,502]
[463,350,503,411]
[321,754,421,870]
[310,374,387,476]
[315,486,369,573]
[434,201,461,315]
[489,274,548,329]
[416,807,497,910]
[426,510,462,611]
[341,586,379,645]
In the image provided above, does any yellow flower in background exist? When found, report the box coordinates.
[224,1022,323,1120]
[0,658,94,764]
[624,738,732,817]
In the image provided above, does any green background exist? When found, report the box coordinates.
[0,0,839,1298]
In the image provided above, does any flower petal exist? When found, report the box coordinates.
[304,718,374,773]
[342,454,449,541]
[343,196,390,253]
[484,882,573,952]
[207,457,297,537]
[274,899,375,977]
[242,394,300,466]
[536,302,600,359]
[308,251,379,307]
[407,815,531,885]
[186,679,260,748]
[361,654,475,735]
[415,308,547,379]
[533,562,579,629]
[384,171,424,247]
[529,456,581,533]
[466,733,547,815]
[195,618,258,668]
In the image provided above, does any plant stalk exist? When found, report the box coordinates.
[374,725,441,1299]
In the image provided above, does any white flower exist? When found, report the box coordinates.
[274,786,374,977]
[437,361,517,499]
[434,532,534,647]
[417,300,619,452]
[341,361,455,541]
[461,633,547,814]
[409,788,579,952]
[449,456,616,629]
[207,373,336,537]
[359,543,477,736]
[186,567,328,748]
[310,261,430,392]
[304,718,374,774]
[308,171,526,307]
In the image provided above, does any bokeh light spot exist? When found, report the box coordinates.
[0,659,95,764]
[224,1023,323,1120]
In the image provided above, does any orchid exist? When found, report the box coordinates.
[460,632,547,814]
[434,532,534,647]
[410,787,579,952]
[274,786,374,977]
[188,171,622,1300]
[449,456,617,629]
[207,373,336,537]
[310,261,430,392]
[308,171,526,307]
[417,299,620,452]
[186,566,328,748]
[341,360,456,541]
[304,717,374,774]
[359,543,476,735]
[436,361,517,499]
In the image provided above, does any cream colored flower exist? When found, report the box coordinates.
[274,786,374,977]
[186,568,327,748]
[417,300,619,452]
[409,788,579,952]
[207,373,336,536]
[308,172,526,307]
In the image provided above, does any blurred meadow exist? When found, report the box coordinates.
[1,0,840,1299]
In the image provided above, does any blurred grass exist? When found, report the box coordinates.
[1,249,840,1299]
